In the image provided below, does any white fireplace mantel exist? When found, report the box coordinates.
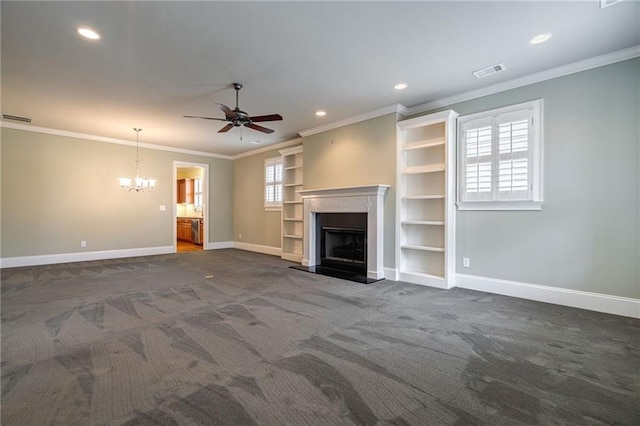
[298,184,389,280]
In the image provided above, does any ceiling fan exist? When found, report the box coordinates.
[184,83,282,134]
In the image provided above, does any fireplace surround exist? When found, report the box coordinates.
[298,185,389,280]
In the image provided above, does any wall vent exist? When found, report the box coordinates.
[2,113,32,123]
[472,63,506,79]
[600,0,623,8]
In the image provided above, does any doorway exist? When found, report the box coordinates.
[173,161,209,253]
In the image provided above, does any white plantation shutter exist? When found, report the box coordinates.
[194,178,203,209]
[457,100,543,209]
[265,157,283,208]
[497,110,532,200]
[462,117,493,201]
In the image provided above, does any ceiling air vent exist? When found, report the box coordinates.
[472,63,506,79]
[600,0,623,8]
[2,113,32,123]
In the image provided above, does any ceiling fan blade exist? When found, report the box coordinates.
[218,123,234,133]
[248,114,283,123]
[184,115,226,121]
[246,123,274,134]
[216,103,236,118]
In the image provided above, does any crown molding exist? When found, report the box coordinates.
[0,121,234,160]
[232,137,303,160]
[406,45,640,116]
[299,104,408,137]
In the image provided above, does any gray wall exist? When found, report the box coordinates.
[233,148,283,248]
[420,58,638,299]
[5,58,636,301]
[303,113,398,269]
[233,59,639,299]
[1,128,233,257]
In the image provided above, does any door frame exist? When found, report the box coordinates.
[173,160,210,253]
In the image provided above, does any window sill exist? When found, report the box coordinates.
[265,207,282,212]
[456,201,543,211]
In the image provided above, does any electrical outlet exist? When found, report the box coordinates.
[463,257,470,268]
[81,241,87,248]
[159,205,166,211]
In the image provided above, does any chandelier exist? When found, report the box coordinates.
[119,128,156,192]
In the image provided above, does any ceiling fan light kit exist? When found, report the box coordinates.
[184,82,283,137]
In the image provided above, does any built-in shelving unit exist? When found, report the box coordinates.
[280,145,304,262]
[396,110,458,288]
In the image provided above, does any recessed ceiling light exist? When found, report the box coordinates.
[394,83,408,90]
[251,140,263,145]
[315,111,327,117]
[77,27,101,40]
[530,33,552,45]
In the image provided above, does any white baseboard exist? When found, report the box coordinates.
[456,273,640,319]
[281,253,303,263]
[0,246,175,269]
[384,267,399,281]
[233,241,282,257]
[205,241,234,250]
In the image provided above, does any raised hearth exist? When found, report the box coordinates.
[298,185,389,280]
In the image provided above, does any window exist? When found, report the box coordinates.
[457,99,543,210]
[264,157,283,209]
[194,178,203,210]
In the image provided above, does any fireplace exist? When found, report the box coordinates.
[317,213,367,273]
[297,185,389,281]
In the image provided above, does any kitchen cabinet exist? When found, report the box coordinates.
[177,217,203,244]
[177,179,194,204]
[177,218,192,241]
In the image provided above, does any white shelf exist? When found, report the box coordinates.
[402,138,445,151]
[280,144,304,264]
[401,220,444,226]
[402,164,445,174]
[402,195,445,200]
[396,110,458,289]
[404,267,444,277]
[401,244,445,252]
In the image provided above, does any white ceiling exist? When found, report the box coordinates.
[2,1,638,156]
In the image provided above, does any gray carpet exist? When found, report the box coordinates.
[1,249,638,425]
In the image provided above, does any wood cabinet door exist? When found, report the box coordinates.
[177,179,185,203]
[177,179,194,204]
[177,221,191,241]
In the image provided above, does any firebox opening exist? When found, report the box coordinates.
[322,227,366,272]
[316,213,367,274]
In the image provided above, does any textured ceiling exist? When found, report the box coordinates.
[1,1,639,156]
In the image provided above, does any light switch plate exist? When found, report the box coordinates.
[159,205,166,211]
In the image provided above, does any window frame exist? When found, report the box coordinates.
[264,156,283,210]
[194,178,203,211]
[457,99,544,211]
